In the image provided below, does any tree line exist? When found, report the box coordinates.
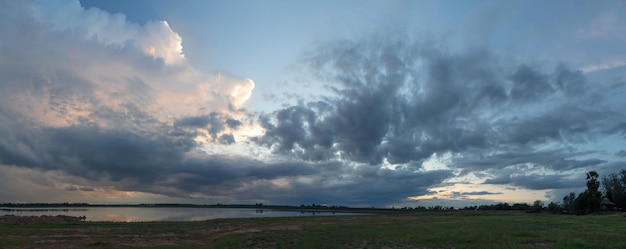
[503,169,626,215]
[455,169,625,215]
[559,169,626,215]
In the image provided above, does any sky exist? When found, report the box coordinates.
[1,0,626,208]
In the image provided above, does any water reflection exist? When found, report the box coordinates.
[0,207,362,222]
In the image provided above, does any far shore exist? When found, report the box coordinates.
[0,203,419,214]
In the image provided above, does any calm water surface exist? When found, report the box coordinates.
[0,207,362,222]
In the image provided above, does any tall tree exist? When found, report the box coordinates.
[587,171,600,194]
[602,169,626,210]
[586,171,602,213]
[562,192,576,211]
[530,200,544,213]
[547,201,560,213]
[571,171,603,214]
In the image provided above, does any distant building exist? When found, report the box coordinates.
[601,198,616,211]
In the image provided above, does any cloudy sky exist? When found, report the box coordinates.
[1,0,626,207]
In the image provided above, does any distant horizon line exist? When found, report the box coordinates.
[0,202,536,210]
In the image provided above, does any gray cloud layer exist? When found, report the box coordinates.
[257,37,626,191]
[2,1,626,206]
[0,1,455,206]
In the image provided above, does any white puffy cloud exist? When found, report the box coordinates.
[32,0,185,65]
[4,0,625,207]
[0,0,261,202]
[1,0,255,127]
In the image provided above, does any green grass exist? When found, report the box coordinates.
[1,212,626,248]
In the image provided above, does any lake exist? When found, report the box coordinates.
[0,207,363,222]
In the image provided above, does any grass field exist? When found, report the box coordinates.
[1,211,625,248]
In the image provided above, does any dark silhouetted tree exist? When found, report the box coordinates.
[547,201,560,213]
[586,171,602,212]
[571,171,602,214]
[530,200,543,213]
[587,171,600,194]
[602,169,626,210]
[562,192,576,211]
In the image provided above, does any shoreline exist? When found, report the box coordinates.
[0,214,86,224]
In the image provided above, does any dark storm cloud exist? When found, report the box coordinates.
[509,64,554,101]
[0,110,322,199]
[175,112,243,141]
[175,115,215,128]
[8,116,453,206]
[499,105,600,145]
[3,0,626,206]
[611,122,626,136]
[483,174,581,190]
[0,77,445,205]
[553,63,587,96]
[256,37,626,191]
[0,0,329,204]
[223,166,454,206]
[453,149,606,173]
[256,105,337,162]
[0,1,462,207]
[218,134,236,144]
[225,118,243,129]
[45,126,193,181]
[175,113,226,132]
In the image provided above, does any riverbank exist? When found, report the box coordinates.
[0,206,366,222]
[0,215,86,224]
[0,203,391,214]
